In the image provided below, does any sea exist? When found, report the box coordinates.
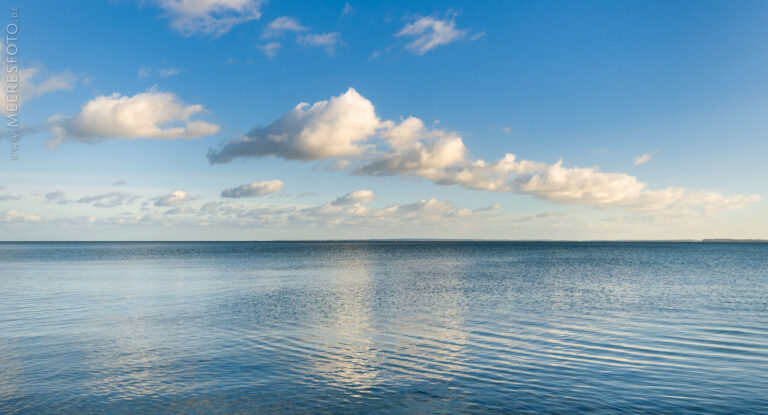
[1,241,767,414]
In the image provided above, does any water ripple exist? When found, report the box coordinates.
[1,241,767,413]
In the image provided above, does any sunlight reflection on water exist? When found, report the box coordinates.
[1,241,767,413]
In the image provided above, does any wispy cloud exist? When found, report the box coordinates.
[262,16,308,38]
[151,0,263,37]
[396,14,470,55]
[0,66,76,113]
[298,32,341,55]
[139,65,182,79]
[259,42,282,58]
[633,152,653,166]
[341,3,355,17]
[77,192,141,208]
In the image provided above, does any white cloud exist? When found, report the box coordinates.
[18,68,76,100]
[48,90,220,146]
[297,32,341,55]
[262,16,307,38]
[208,88,381,162]
[358,117,468,175]
[0,67,76,113]
[208,88,760,216]
[2,210,41,223]
[396,15,469,55]
[154,190,190,206]
[515,161,761,214]
[332,189,375,206]
[221,179,285,198]
[153,0,263,37]
[633,153,652,166]
[260,42,282,58]
[357,117,545,191]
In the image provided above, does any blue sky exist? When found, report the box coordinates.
[1,0,767,240]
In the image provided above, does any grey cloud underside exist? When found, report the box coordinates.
[0,193,21,201]
[44,191,141,208]
[221,180,285,198]
[76,192,141,208]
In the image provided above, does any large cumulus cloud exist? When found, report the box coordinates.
[207,88,760,215]
[208,88,381,163]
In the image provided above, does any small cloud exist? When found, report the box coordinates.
[158,67,182,78]
[633,153,653,166]
[474,204,502,213]
[221,180,285,198]
[501,126,511,134]
[112,180,127,186]
[0,193,20,201]
[341,3,355,17]
[468,32,486,42]
[138,65,151,79]
[77,192,141,208]
[1,67,77,113]
[165,207,191,215]
[298,32,341,55]
[45,191,71,205]
[200,202,223,213]
[262,16,308,38]
[154,190,190,207]
[139,66,183,79]
[396,14,470,55]
[260,42,282,58]
[2,210,41,223]
[149,0,263,37]
[332,190,375,206]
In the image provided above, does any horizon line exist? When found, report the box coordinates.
[1,239,766,243]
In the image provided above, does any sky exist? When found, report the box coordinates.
[1,0,767,240]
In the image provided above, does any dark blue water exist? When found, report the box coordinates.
[1,242,767,414]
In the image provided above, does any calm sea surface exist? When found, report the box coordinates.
[1,242,767,414]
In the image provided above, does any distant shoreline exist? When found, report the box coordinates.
[1,239,766,243]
